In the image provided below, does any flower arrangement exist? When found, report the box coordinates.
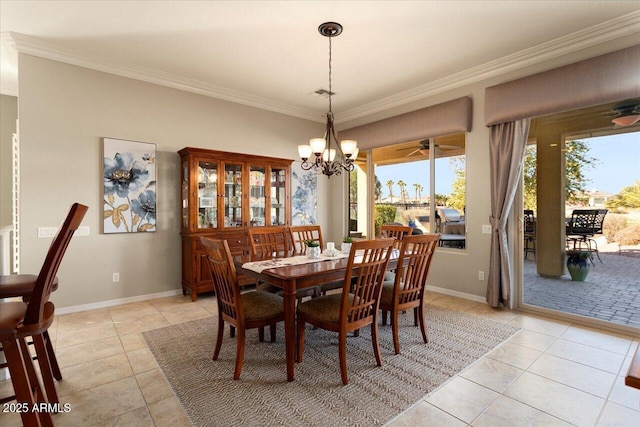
[566,250,593,261]
[342,236,353,243]
[304,239,320,247]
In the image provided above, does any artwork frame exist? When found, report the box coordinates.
[291,162,317,225]
[102,137,157,233]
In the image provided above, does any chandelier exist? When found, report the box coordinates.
[298,22,358,178]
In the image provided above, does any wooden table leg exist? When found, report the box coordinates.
[283,281,296,382]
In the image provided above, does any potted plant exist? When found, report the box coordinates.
[341,236,353,254]
[566,250,593,281]
[305,239,321,259]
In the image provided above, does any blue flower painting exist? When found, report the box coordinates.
[291,162,317,225]
[103,138,156,233]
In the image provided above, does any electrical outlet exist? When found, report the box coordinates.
[112,272,120,283]
[478,271,485,280]
[482,225,492,234]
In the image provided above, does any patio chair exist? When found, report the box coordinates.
[524,210,536,260]
[566,209,608,262]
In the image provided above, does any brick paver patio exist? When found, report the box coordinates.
[523,251,640,328]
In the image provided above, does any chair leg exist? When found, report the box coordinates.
[3,339,40,427]
[270,323,277,343]
[233,328,245,380]
[296,318,306,363]
[43,331,62,380]
[213,317,224,360]
[392,310,401,355]
[32,333,59,405]
[417,304,429,344]
[338,330,349,385]
[381,310,388,326]
[229,325,235,338]
[18,338,54,427]
[258,327,265,342]
[371,316,383,367]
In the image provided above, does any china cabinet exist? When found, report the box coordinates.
[178,147,292,301]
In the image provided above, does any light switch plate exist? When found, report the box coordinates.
[76,226,90,236]
[38,227,57,238]
[482,225,492,234]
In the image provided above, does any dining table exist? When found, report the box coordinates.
[234,251,399,382]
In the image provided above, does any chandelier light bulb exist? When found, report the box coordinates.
[309,138,326,154]
[322,148,336,162]
[298,144,313,160]
[340,140,357,155]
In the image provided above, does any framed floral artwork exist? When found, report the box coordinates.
[291,162,317,225]
[103,137,156,233]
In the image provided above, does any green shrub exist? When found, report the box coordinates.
[374,205,397,236]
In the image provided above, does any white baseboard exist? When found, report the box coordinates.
[55,289,183,315]
[426,285,486,303]
[53,286,484,316]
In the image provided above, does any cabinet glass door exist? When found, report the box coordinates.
[223,163,243,228]
[249,165,266,227]
[271,167,287,226]
[181,160,189,229]
[197,160,218,229]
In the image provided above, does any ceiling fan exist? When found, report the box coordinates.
[401,140,459,157]
[609,99,640,127]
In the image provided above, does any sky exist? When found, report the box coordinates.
[375,131,639,199]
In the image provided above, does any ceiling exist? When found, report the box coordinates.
[1,1,639,123]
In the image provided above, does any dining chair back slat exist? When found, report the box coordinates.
[379,224,413,248]
[248,226,290,257]
[289,225,323,254]
[25,203,89,325]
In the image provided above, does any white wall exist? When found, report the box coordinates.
[1,94,17,227]
[17,54,323,309]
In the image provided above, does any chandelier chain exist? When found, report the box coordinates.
[328,35,332,113]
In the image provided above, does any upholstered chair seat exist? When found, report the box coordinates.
[242,291,285,321]
[296,293,354,324]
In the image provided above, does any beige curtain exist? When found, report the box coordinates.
[487,119,530,308]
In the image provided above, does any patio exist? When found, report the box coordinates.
[523,249,640,328]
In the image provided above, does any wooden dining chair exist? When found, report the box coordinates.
[379,233,439,354]
[248,226,291,258]
[201,237,285,380]
[0,202,87,426]
[296,238,395,385]
[289,225,323,255]
[379,224,413,249]
[249,226,318,300]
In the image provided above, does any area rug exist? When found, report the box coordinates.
[143,304,518,427]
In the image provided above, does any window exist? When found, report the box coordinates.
[349,133,466,248]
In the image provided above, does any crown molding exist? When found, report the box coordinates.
[337,10,640,123]
[8,32,324,123]
[5,10,640,123]
[0,33,18,96]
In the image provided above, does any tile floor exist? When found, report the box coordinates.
[1,291,638,426]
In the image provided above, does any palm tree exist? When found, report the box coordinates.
[397,180,406,204]
[386,180,394,203]
[413,183,424,203]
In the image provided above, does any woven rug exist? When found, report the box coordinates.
[143,304,518,427]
